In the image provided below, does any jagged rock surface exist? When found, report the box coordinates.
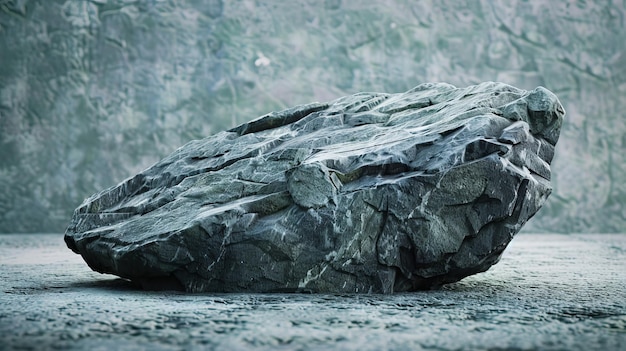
[65,82,564,293]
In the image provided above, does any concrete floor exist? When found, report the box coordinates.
[1,233,625,350]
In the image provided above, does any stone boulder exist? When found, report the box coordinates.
[64,82,564,293]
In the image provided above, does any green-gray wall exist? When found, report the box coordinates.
[1,0,624,233]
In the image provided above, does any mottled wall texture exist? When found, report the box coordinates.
[0,0,624,233]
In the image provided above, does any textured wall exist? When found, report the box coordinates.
[0,0,624,233]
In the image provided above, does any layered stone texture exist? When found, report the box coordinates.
[65,82,564,293]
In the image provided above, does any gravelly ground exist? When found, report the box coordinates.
[0,233,624,351]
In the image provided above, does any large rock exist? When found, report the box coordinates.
[65,82,564,293]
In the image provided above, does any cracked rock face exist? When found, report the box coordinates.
[65,82,564,293]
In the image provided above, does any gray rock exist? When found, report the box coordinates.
[64,82,564,293]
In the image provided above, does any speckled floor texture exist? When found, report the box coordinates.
[1,233,624,351]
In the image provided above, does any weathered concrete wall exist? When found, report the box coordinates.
[1,0,624,233]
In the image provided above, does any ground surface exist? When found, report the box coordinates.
[0,233,624,350]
